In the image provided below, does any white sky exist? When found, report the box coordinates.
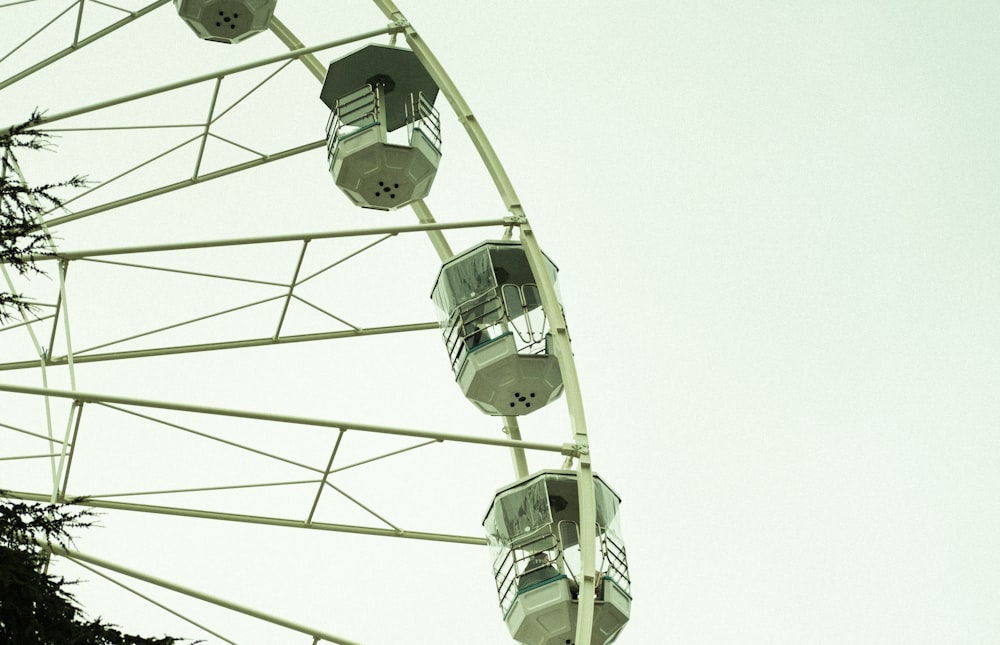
[1,1,999,644]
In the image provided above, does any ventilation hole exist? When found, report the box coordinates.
[390,194,396,198]
[234,13,239,18]
[509,402,516,408]
[518,396,526,402]
[394,183,400,188]
[530,392,536,398]
[374,192,381,197]
[230,24,236,29]
[378,181,385,186]
[216,22,221,26]
[218,10,224,15]
[525,402,531,408]
[514,392,521,397]
[224,16,231,22]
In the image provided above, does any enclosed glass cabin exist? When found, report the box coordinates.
[484,470,631,645]
[174,0,276,44]
[320,44,442,211]
[431,240,563,416]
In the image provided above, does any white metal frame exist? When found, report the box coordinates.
[0,2,604,643]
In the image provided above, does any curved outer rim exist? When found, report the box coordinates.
[359,3,602,643]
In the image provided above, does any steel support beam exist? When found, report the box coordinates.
[37,140,325,229]
[0,1,171,91]
[15,491,486,546]
[0,383,575,456]
[0,26,402,137]
[18,219,511,263]
[40,538,367,645]
[0,323,441,371]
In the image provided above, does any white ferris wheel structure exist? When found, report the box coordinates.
[0,2,630,644]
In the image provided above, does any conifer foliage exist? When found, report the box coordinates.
[0,111,85,323]
[0,496,192,644]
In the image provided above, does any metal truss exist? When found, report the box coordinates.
[0,218,509,371]
[0,2,602,643]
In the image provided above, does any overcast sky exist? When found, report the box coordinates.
[1,1,999,644]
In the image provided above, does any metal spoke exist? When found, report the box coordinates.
[0,383,574,455]
[67,557,240,645]
[0,1,170,90]
[13,491,488,545]
[0,322,441,371]
[0,1,77,69]
[45,541,369,645]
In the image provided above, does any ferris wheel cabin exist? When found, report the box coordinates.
[320,44,442,211]
[431,240,564,416]
[173,0,276,44]
[484,470,631,645]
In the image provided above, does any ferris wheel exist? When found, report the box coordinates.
[0,2,630,643]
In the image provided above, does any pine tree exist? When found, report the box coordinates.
[0,496,195,644]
